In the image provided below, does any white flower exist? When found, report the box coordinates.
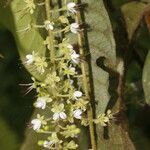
[31,119,41,131]
[44,20,54,30]
[43,133,59,148]
[51,103,67,120]
[67,2,77,14]
[43,140,52,148]
[73,91,83,100]
[67,44,80,64]
[35,97,45,109]
[73,109,82,119]
[26,51,36,65]
[34,96,52,109]
[70,23,79,34]
[26,54,34,65]
[71,50,80,64]
[53,112,67,120]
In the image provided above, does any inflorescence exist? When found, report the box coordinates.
[23,0,113,149]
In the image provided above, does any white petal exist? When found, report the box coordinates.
[26,54,33,64]
[74,91,83,99]
[31,119,41,131]
[43,141,53,148]
[67,2,77,14]
[26,54,32,59]
[35,98,46,109]
[45,21,54,30]
[71,23,79,28]
[70,23,79,34]
[71,29,77,34]
[67,2,76,9]
[71,51,80,64]
[71,51,80,58]
[47,24,54,30]
[59,112,67,119]
[73,109,82,119]
[72,58,79,64]
[53,113,60,120]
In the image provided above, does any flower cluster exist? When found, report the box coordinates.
[25,51,48,74]
[23,1,113,149]
[94,110,113,126]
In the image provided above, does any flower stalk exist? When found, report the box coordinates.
[75,4,97,150]
[45,0,55,66]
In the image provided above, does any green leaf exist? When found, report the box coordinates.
[121,2,149,40]
[143,50,150,105]
[83,0,135,149]
[0,0,46,80]
[82,0,116,114]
